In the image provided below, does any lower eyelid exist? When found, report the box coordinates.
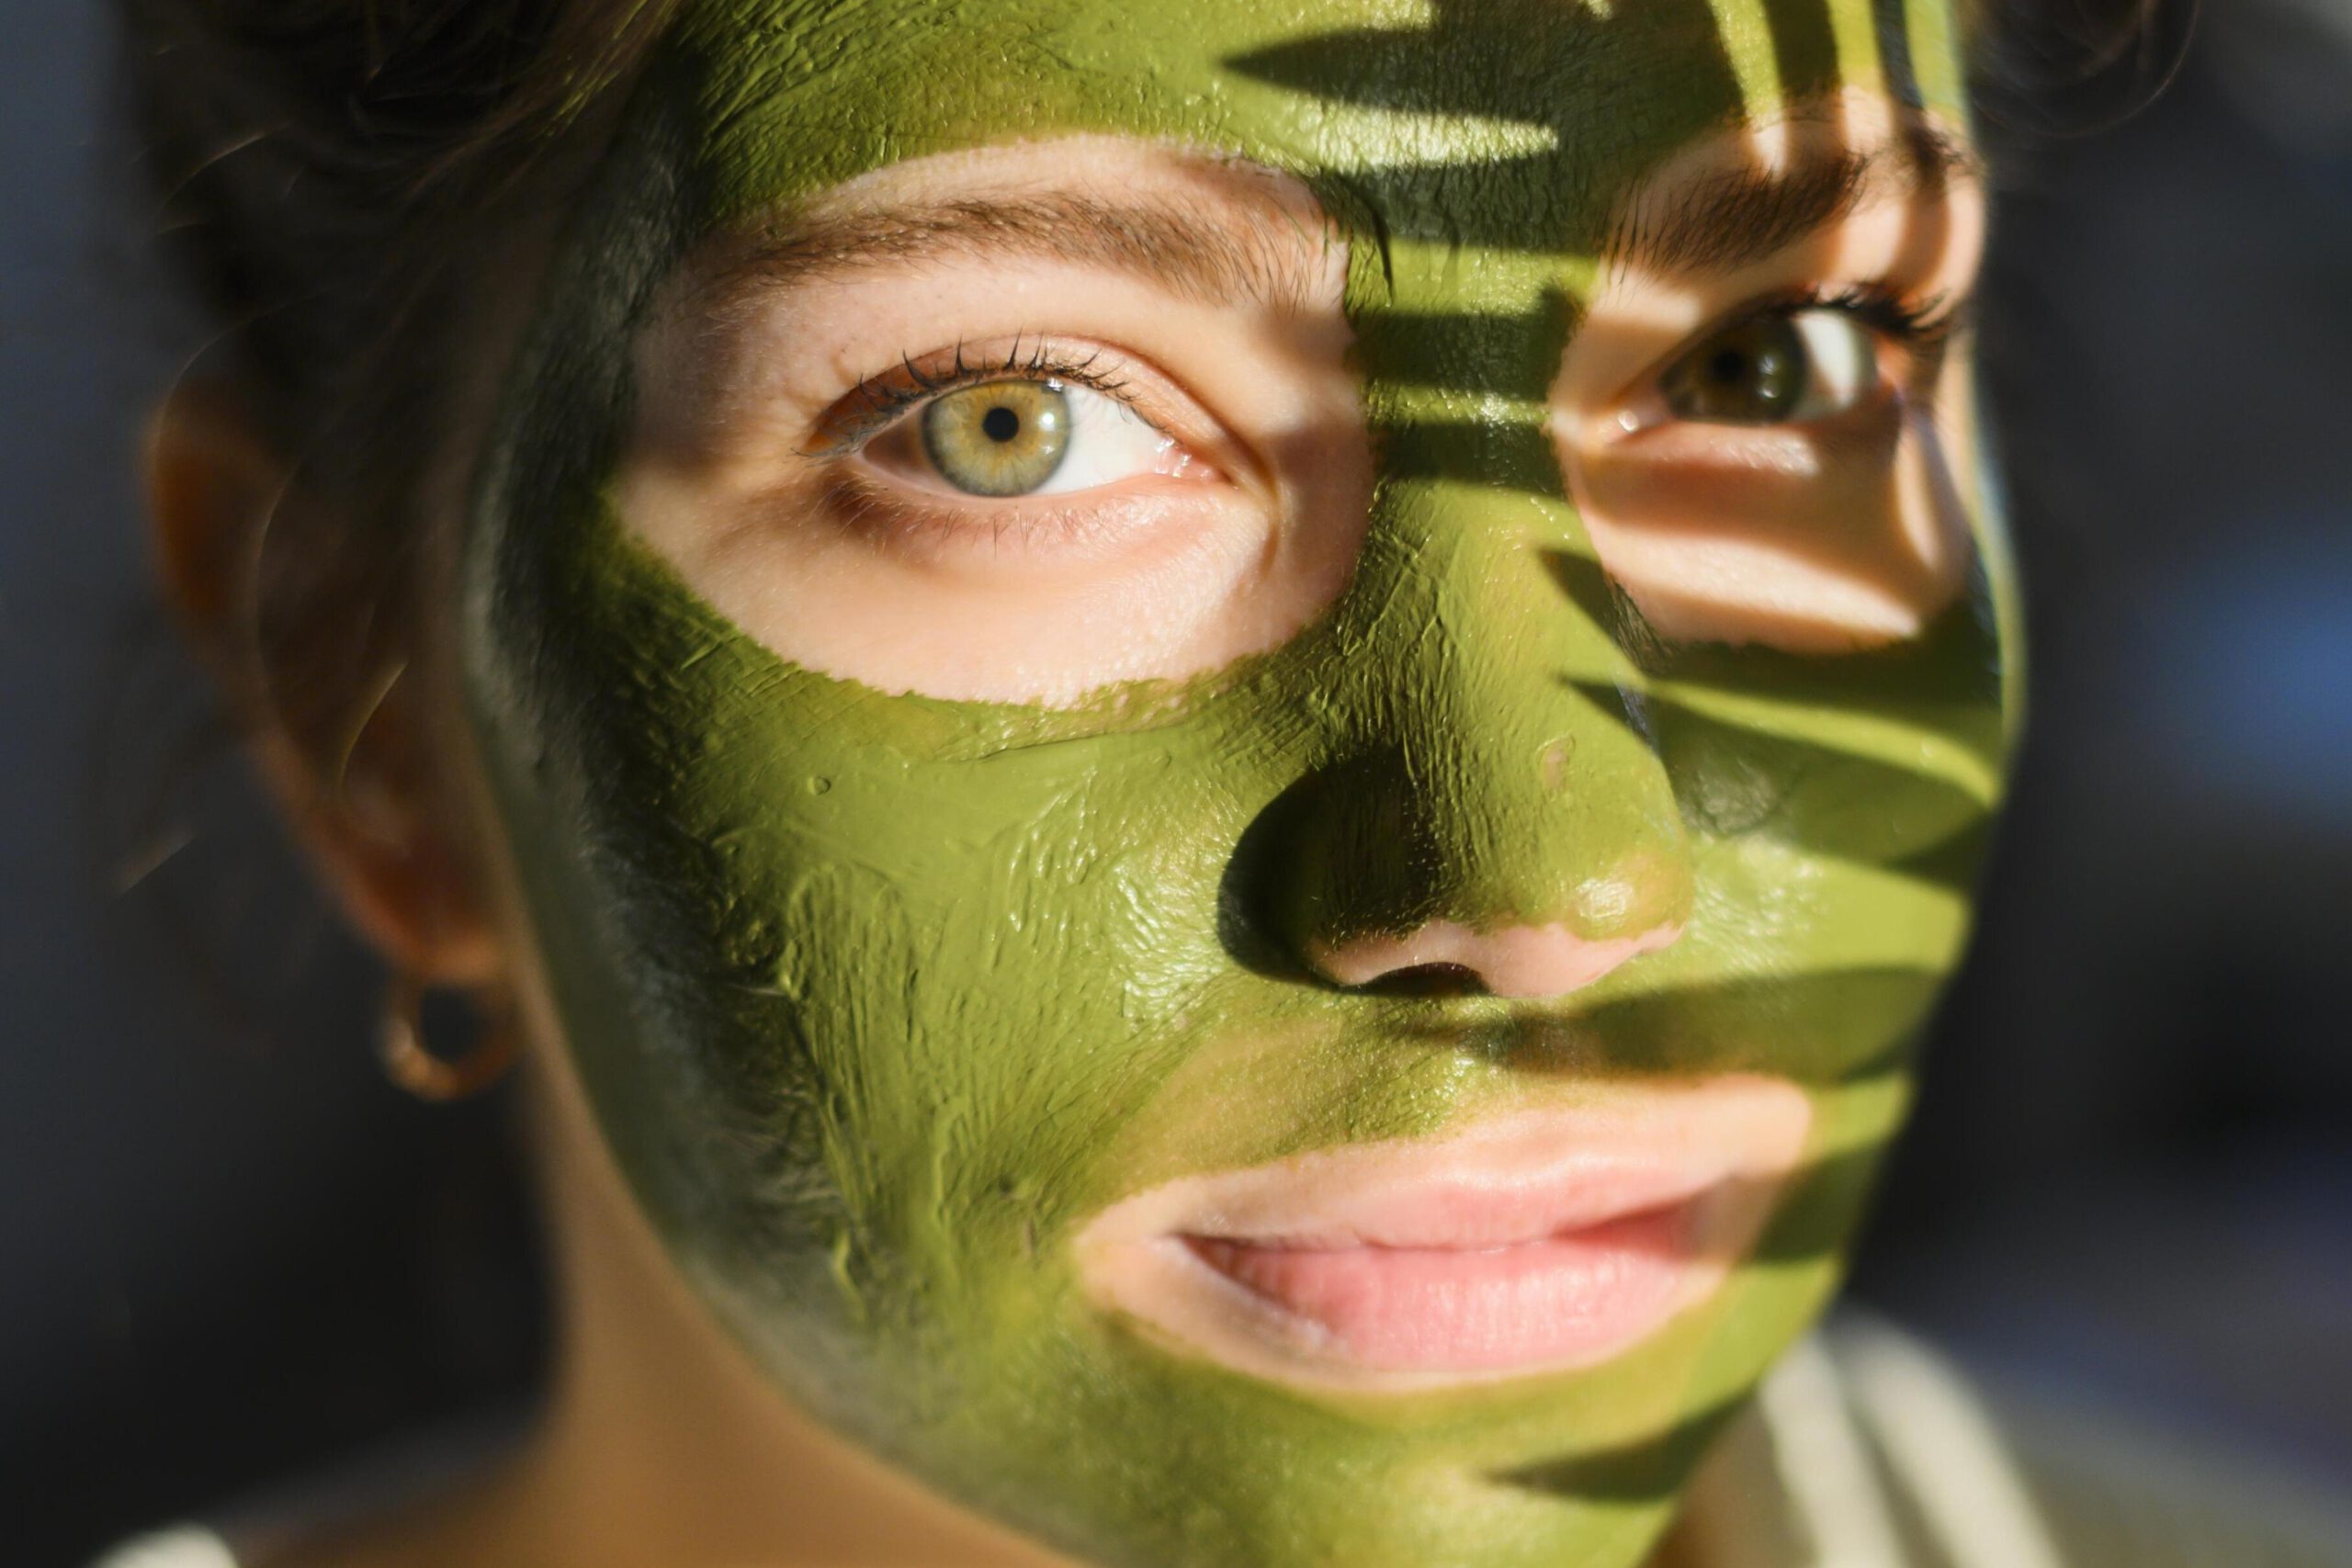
[817,466,1223,564]
[1592,395,1907,474]
[1589,392,1900,452]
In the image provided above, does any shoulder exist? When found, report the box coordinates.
[86,1410,530,1568]
[1736,1314,2352,1568]
[88,1527,243,1568]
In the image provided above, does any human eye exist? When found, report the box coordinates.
[1636,288,1956,433]
[616,151,1368,705]
[1558,277,1978,655]
[822,343,1220,508]
[887,377,1193,496]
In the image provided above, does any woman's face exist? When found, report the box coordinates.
[461,0,2007,1562]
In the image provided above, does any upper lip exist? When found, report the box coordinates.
[1080,1077,1813,1258]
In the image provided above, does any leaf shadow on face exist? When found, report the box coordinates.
[1218,0,1960,519]
[1214,0,1994,827]
[1363,964,1939,1087]
[1489,1134,1892,1503]
[1212,733,1951,1065]
[1214,0,1957,542]
[1157,6,1983,1354]
[1658,700,1993,869]
[1223,0,1756,258]
[1543,547,1655,652]
[1495,1391,1751,1502]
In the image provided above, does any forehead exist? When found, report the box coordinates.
[679,0,1966,247]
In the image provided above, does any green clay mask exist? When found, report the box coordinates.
[461,0,2012,1562]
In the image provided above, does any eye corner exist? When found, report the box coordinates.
[1567,393,1668,449]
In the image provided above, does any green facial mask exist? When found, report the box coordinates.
[461,0,2014,1562]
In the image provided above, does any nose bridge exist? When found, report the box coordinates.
[1250,263,1697,981]
[1333,463,1694,943]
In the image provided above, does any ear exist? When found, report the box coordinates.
[145,379,504,990]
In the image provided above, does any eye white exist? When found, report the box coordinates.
[1788,308,1881,418]
[1029,384,1181,495]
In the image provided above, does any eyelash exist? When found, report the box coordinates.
[1808,281,1957,337]
[1781,280,1963,386]
[814,336,1146,455]
[810,281,1962,467]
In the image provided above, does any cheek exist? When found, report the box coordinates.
[1567,412,1974,654]
[572,646,1255,1233]
[629,458,1298,705]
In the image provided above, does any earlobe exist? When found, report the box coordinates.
[141,379,506,992]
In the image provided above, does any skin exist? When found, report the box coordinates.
[153,0,2011,1563]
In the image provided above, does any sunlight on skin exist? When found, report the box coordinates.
[1559,92,1989,652]
[457,0,2015,1563]
[624,144,1368,705]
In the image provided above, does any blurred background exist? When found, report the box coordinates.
[5,2,2348,1562]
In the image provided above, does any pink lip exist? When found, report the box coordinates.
[1075,1076,1811,1391]
[1181,1199,1700,1374]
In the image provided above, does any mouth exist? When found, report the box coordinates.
[1075,1075,1812,1392]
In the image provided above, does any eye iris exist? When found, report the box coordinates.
[1665,315,1810,423]
[922,379,1070,496]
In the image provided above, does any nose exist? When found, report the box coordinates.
[1232,287,1701,1004]
[1309,914,1683,999]
[1245,396,1698,999]
[1252,541,1698,1000]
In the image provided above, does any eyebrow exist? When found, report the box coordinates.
[678,188,1333,323]
[1607,126,1982,278]
[673,126,1977,326]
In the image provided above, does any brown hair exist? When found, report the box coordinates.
[121,0,684,777]
[127,0,680,475]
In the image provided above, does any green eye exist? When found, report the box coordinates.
[1659,307,1877,425]
[921,378,1071,496]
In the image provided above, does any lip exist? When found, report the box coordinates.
[1074,1075,1812,1392]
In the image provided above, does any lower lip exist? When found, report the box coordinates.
[1182,1200,1700,1374]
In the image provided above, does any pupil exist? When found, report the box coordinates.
[1664,316,1810,423]
[981,404,1022,444]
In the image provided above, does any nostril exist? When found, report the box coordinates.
[1309,919,1681,1000]
[1351,962,1490,999]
